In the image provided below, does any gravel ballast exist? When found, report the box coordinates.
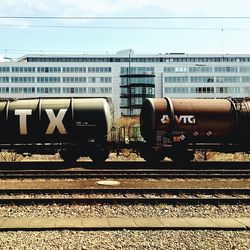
[0,178,249,189]
[0,204,249,218]
[0,230,249,250]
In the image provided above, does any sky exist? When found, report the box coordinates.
[1,0,250,60]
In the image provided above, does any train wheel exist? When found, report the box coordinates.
[170,150,194,163]
[60,150,79,163]
[89,148,109,162]
[140,148,165,162]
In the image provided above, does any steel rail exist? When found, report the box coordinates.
[0,161,250,170]
[0,188,248,204]
[0,196,248,205]
[0,169,249,179]
[0,188,248,195]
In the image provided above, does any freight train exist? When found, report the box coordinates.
[140,98,250,162]
[0,98,113,162]
[0,97,250,162]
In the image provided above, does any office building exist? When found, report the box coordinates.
[1,49,250,117]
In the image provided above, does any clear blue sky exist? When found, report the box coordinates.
[1,0,250,60]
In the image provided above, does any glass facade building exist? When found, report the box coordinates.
[1,50,250,117]
[120,67,155,115]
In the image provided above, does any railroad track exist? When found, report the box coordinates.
[0,169,249,179]
[0,161,249,170]
[0,188,249,205]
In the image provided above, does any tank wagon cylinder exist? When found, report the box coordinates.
[140,98,241,144]
[0,98,113,144]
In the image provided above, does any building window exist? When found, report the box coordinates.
[0,77,9,83]
[216,87,240,93]
[62,67,86,73]
[164,67,187,73]
[164,77,188,83]
[0,87,9,93]
[165,87,189,93]
[37,67,61,73]
[11,67,35,73]
[214,67,238,73]
[62,77,86,83]
[11,87,35,93]
[11,77,35,83]
[88,87,112,93]
[190,87,214,93]
[37,77,60,83]
[88,67,112,73]
[215,76,240,83]
[0,67,10,72]
[121,67,154,74]
[88,77,112,83]
[121,77,154,85]
[242,76,250,83]
[62,87,86,93]
[240,67,250,73]
[37,87,61,93]
[131,97,143,105]
[190,76,214,83]
[189,67,213,73]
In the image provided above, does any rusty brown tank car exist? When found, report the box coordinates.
[140,98,250,161]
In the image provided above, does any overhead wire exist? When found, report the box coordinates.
[0,24,248,31]
[0,15,249,30]
[0,16,250,20]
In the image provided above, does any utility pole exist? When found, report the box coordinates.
[128,50,132,116]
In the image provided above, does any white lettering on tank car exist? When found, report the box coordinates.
[14,109,32,135]
[45,109,67,135]
[161,115,170,124]
[161,115,196,124]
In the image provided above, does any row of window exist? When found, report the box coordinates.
[164,66,250,73]
[11,77,35,83]
[25,56,250,63]
[0,77,9,83]
[37,67,61,73]
[62,77,86,83]
[65,77,112,83]
[120,87,155,95]
[2,86,247,94]
[164,67,189,73]
[2,75,250,84]
[121,67,154,75]
[165,87,241,94]
[0,87,113,94]
[2,76,250,84]
[0,67,111,73]
[88,67,111,73]
[121,108,141,116]
[88,77,112,83]
[0,77,112,83]
[11,67,35,73]
[88,87,112,93]
[0,67,10,73]
[63,67,86,73]
[3,66,250,75]
[121,77,154,85]
[121,97,145,106]
[164,76,245,83]
[37,77,60,83]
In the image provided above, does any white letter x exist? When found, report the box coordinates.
[45,109,67,134]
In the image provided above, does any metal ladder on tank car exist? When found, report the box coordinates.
[232,98,248,117]
[230,98,250,150]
